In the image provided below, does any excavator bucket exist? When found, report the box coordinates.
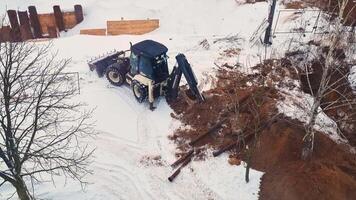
[168,54,205,102]
[88,51,122,77]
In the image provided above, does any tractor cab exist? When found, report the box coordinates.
[129,40,169,83]
[88,39,204,110]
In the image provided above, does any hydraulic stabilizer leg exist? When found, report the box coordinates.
[175,54,205,102]
[166,66,183,100]
[147,79,156,111]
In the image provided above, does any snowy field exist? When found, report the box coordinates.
[1,0,353,199]
[0,0,268,199]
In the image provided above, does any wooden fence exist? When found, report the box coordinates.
[1,4,83,42]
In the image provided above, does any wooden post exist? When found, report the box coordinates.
[17,11,30,26]
[18,11,33,40]
[28,6,42,38]
[7,10,22,41]
[0,27,3,42]
[53,5,65,31]
[74,5,84,23]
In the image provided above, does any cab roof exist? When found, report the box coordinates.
[131,40,168,58]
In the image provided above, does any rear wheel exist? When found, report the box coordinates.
[132,80,147,103]
[106,66,124,86]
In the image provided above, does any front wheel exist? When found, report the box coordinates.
[132,80,147,103]
[106,66,124,86]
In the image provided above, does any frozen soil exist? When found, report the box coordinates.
[169,59,356,200]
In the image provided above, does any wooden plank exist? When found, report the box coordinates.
[63,12,77,29]
[107,19,159,35]
[53,5,65,31]
[28,6,42,38]
[47,26,58,38]
[20,24,34,40]
[7,10,22,41]
[0,26,12,42]
[80,28,106,35]
[74,4,84,23]
[37,13,56,34]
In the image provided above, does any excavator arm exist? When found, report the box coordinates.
[167,54,205,102]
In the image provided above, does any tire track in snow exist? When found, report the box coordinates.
[98,130,142,151]
[87,73,224,200]
[189,167,223,200]
[95,161,156,200]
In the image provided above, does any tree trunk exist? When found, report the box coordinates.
[245,148,251,183]
[14,177,31,200]
[302,99,319,160]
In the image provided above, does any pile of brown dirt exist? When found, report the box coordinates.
[168,59,356,200]
[283,1,306,9]
[254,120,356,200]
[168,66,280,156]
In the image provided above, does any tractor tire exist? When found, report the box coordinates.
[106,65,124,86]
[132,80,147,103]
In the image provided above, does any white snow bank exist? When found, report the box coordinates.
[0,24,263,200]
[191,154,262,200]
[276,82,347,143]
[0,0,268,37]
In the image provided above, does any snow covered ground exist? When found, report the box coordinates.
[1,0,353,199]
[0,0,267,199]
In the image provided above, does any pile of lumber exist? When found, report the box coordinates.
[80,19,159,36]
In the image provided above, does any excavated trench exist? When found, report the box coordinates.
[168,58,356,200]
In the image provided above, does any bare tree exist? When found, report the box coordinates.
[296,0,356,159]
[0,40,94,199]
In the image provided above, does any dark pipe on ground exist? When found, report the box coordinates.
[170,149,194,168]
[168,156,192,182]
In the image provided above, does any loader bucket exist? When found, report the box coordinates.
[88,51,122,77]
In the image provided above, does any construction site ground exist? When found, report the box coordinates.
[169,58,356,200]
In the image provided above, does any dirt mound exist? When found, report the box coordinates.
[168,60,356,200]
[256,120,356,200]
[168,67,279,155]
